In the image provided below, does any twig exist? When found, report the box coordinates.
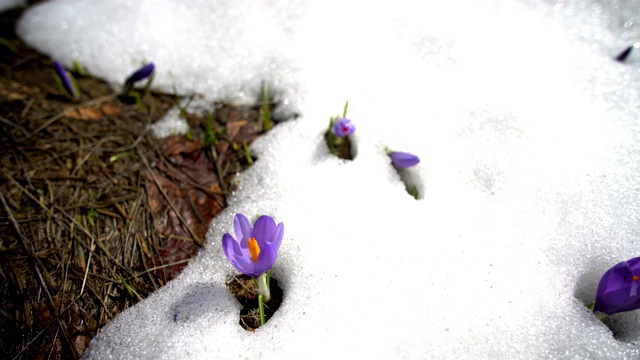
[0,116,29,136]
[209,146,228,194]
[137,258,192,275]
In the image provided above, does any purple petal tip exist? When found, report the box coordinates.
[389,151,420,168]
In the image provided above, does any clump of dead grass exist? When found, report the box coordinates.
[0,7,285,358]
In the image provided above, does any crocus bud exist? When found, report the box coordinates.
[332,118,355,137]
[593,257,640,315]
[124,63,155,89]
[389,151,420,168]
[54,61,78,99]
[615,43,640,63]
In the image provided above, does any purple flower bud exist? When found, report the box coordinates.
[389,151,420,168]
[615,45,634,63]
[332,118,355,137]
[53,61,78,99]
[222,214,284,278]
[124,63,155,87]
[593,257,640,315]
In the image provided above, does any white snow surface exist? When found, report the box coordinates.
[16,0,640,359]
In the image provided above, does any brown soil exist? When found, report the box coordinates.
[0,5,288,359]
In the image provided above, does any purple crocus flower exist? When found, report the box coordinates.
[124,63,155,88]
[389,151,420,168]
[593,257,640,315]
[332,118,355,137]
[53,61,78,99]
[222,214,284,278]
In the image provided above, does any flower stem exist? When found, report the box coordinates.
[258,294,266,325]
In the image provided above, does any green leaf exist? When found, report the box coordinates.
[87,208,99,227]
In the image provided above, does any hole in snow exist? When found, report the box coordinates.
[226,274,283,332]
[324,130,355,160]
[394,166,423,199]
[574,268,640,343]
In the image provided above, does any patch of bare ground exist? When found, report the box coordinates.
[0,5,286,358]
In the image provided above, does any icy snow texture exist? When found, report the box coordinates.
[17,0,640,359]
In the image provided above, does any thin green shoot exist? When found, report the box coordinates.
[142,74,154,98]
[185,129,193,141]
[72,60,87,76]
[109,151,132,163]
[119,275,142,300]
[261,81,273,131]
[54,71,80,99]
[342,99,349,118]
[327,116,338,155]
[177,94,195,119]
[133,92,144,111]
[204,114,219,148]
[243,141,254,165]
[266,270,271,289]
[0,36,17,53]
[87,208,99,228]
[410,185,419,199]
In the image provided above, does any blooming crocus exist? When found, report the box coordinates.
[332,118,355,137]
[53,61,78,99]
[593,256,640,315]
[222,214,284,279]
[389,151,420,168]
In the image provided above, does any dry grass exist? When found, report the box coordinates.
[0,6,284,358]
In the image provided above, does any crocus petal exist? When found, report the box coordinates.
[253,215,276,245]
[628,257,640,272]
[234,213,253,249]
[332,118,355,137]
[272,222,284,251]
[389,151,420,168]
[222,213,283,278]
[222,233,241,261]
[594,258,640,315]
[223,233,258,275]
[230,251,256,276]
[252,243,278,277]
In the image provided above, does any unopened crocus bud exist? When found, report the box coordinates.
[54,61,78,99]
[615,43,640,63]
[124,63,155,88]
[332,118,355,137]
[593,256,640,315]
[389,151,420,168]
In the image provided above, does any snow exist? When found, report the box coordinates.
[16,0,640,358]
[0,0,24,12]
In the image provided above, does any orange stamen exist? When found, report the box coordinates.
[633,275,639,281]
[248,237,260,263]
